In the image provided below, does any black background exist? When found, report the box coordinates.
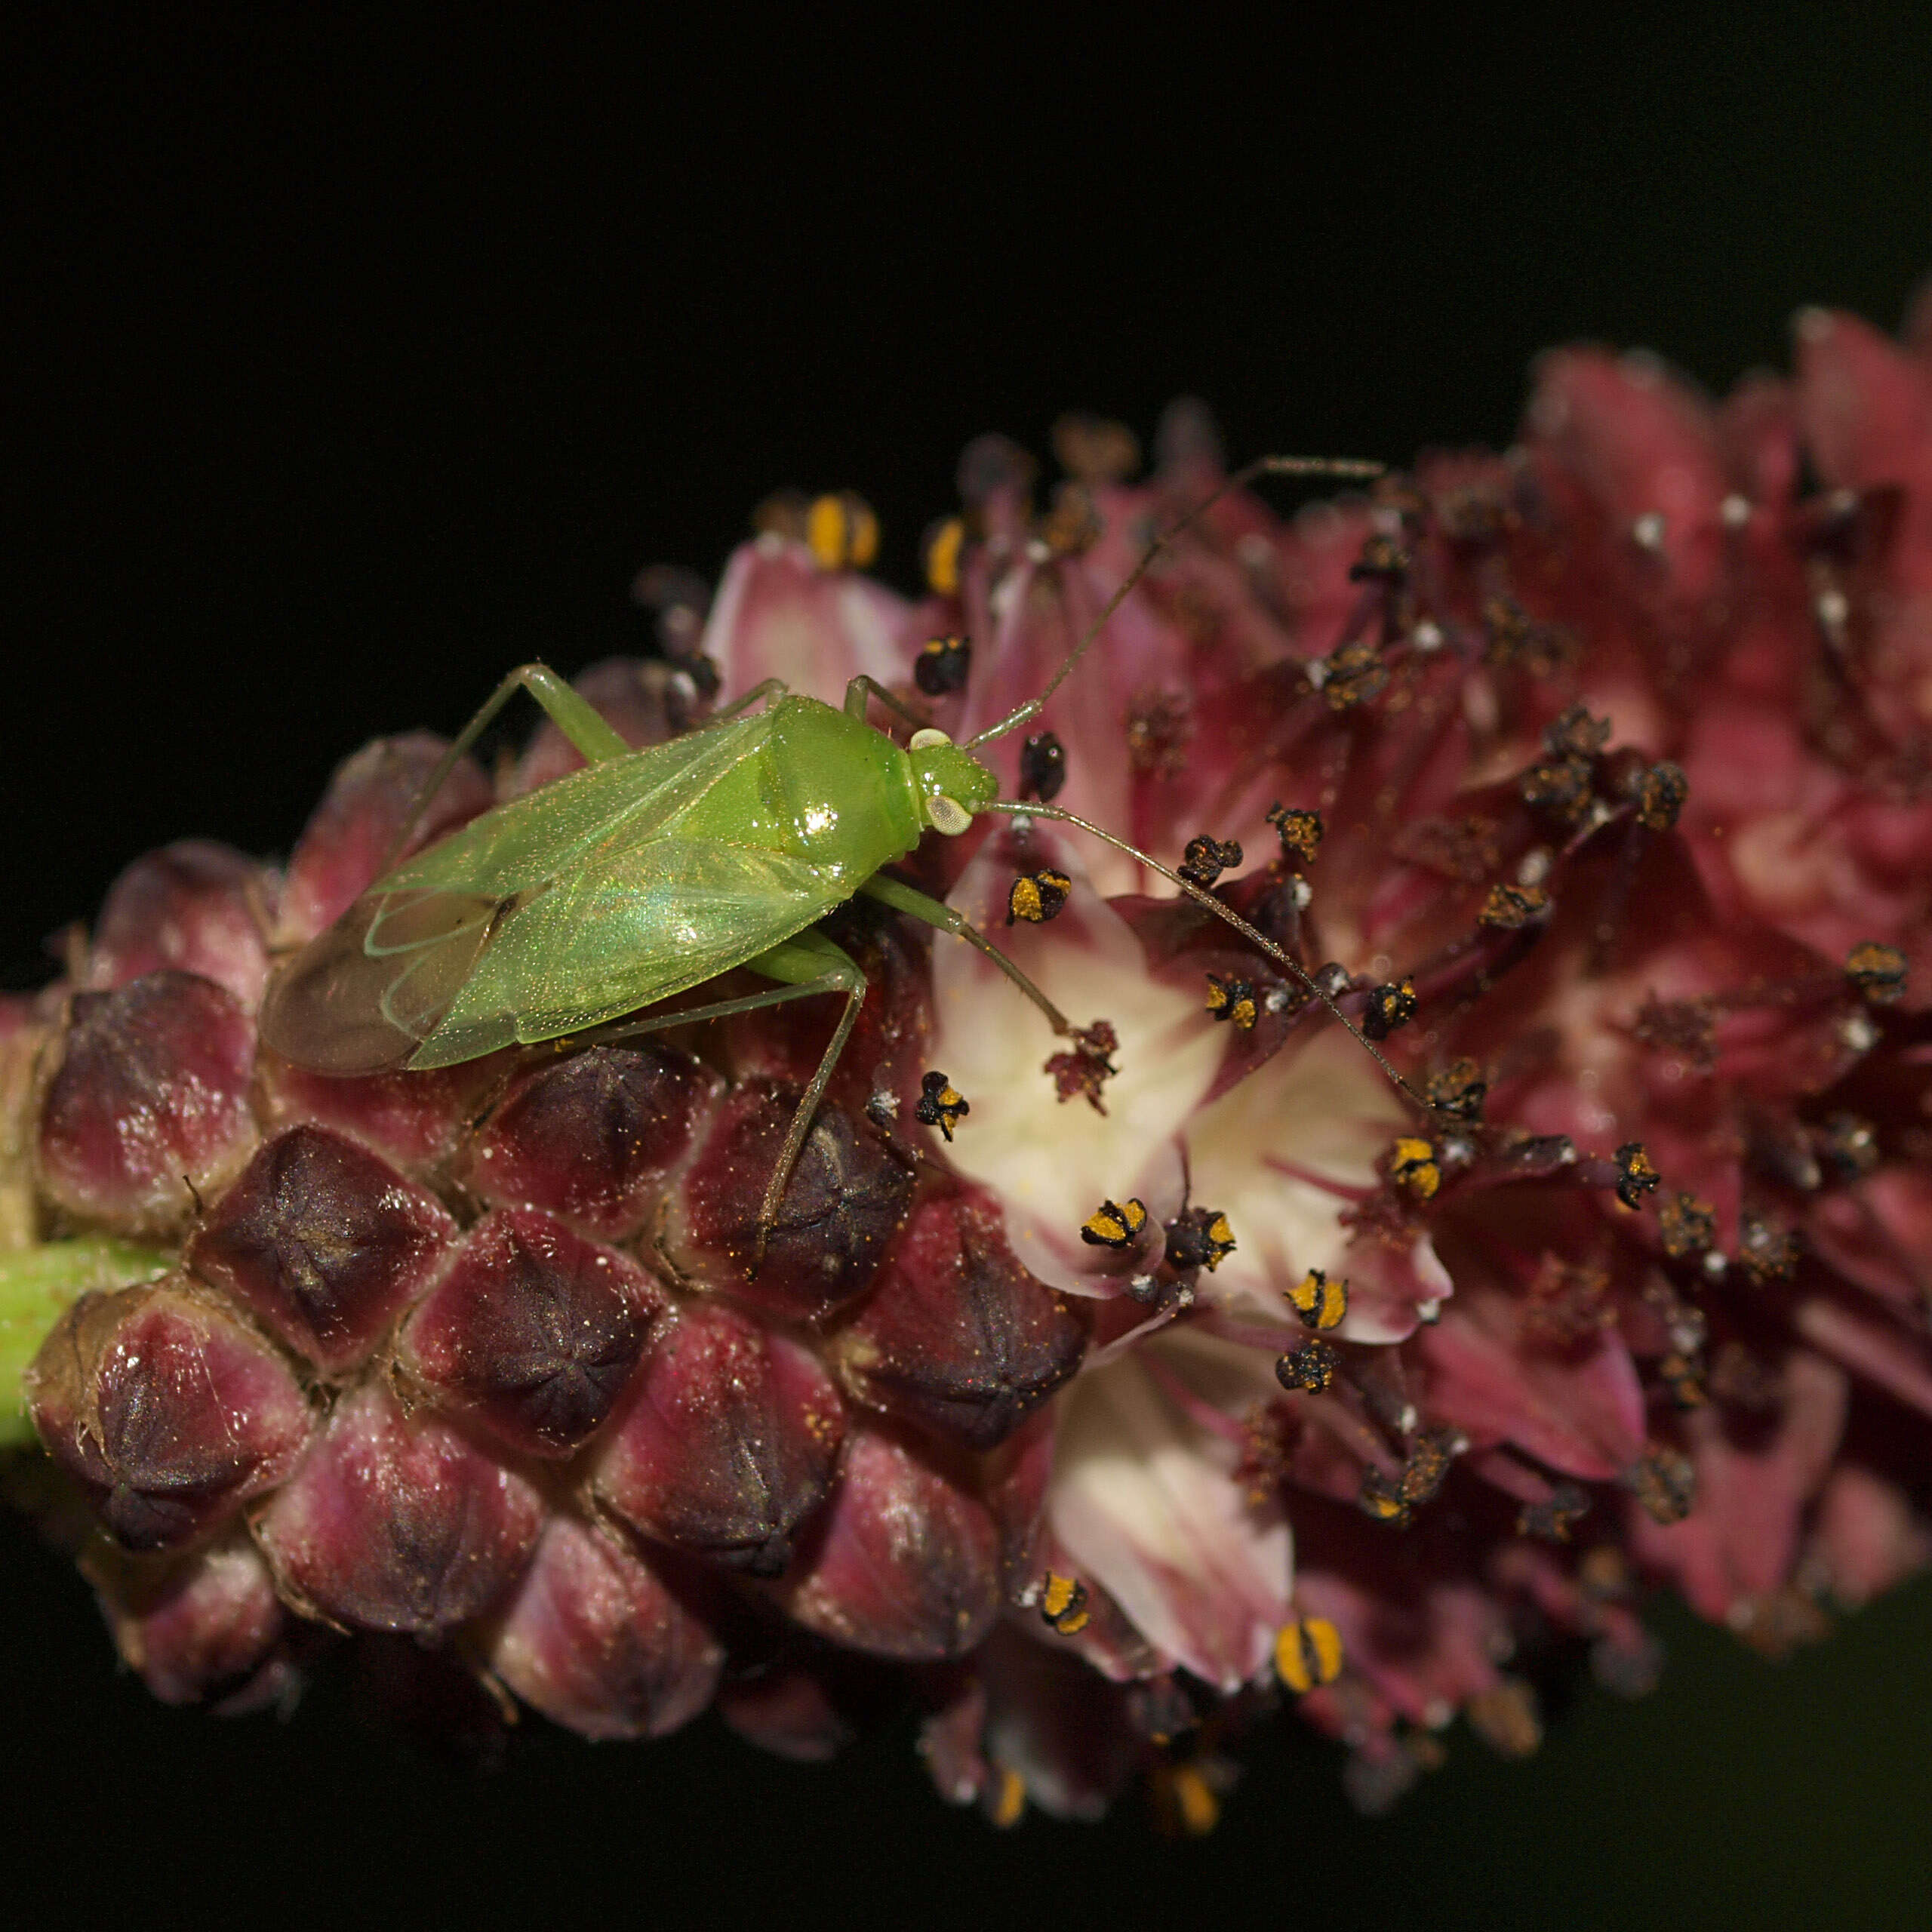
[5,10,1932,1926]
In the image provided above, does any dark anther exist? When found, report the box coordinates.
[1178,834,1244,890]
[1019,731,1067,802]
[1626,1445,1697,1526]
[1479,881,1551,930]
[1361,978,1419,1042]
[1266,802,1324,863]
[1080,1196,1149,1250]
[1286,1267,1347,1331]
[914,634,972,697]
[1044,1019,1119,1114]
[915,1070,970,1142]
[1399,1428,1463,1508]
[1425,1059,1487,1121]
[1315,639,1389,712]
[1543,704,1614,761]
[1737,1211,1798,1284]
[1007,868,1072,926]
[1349,532,1411,583]
[1204,973,1259,1032]
[1517,1483,1591,1543]
[1038,1571,1091,1635]
[1845,941,1908,1005]
[1164,1206,1236,1275]
[1520,753,1596,823]
[1614,1142,1661,1210]
[1659,1192,1718,1259]
[1636,761,1690,831]
[1481,596,1576,676]
[1819,1112,1880,1180]
[1051,412,1140,486]
[1275,1338,1338,1394]
[1658,1351,1708,1410]
[1358,1468,1411,1527]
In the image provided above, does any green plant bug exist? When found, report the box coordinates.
[261,454,1417,1254]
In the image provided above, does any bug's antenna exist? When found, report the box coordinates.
[981,799,1432,1116]
[964,454,1385,752]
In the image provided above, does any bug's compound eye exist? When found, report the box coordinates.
[927,794,972,836]
[908,728,952,751]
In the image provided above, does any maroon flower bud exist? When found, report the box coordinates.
[778,1427,1001,1660]
[830,1189,1088,1449]
[85,1532,290,1707]
[85,841,272,1011]
[254,1378,544,1634]
[663,1081,913,1318]
[590,1298,843,1575]
[38,972,258,1237]
[465,1044,721,1241]
[257,1056,494,1182]
[186,1124,457,1374]
[715,1663,860,1763]
[276,733,494,946]
[485,1514,721,1740]
[26,1281,312,1550]
[398,1206,663,1458]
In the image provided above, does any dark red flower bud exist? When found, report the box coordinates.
[466,1044,721,1241]
[85,1533,291,1707]
[254,1378,543,1634]
[663,1081,913,1318]
[85,841,272,1011]
[38,972,258,1236]
[257,1056,494,1182]
[398,1206,663,1458]
[186,1124,457,1374]
[26,1281,313,1551]
[590,1299,844,1574]
[831,1189,1088,1449]
[485,1515,721,1740]
[778,1427,1001,1660]
[276,733,494,946]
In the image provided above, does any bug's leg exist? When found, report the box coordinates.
[377,663,635,878]
[709,677,789,722]
[843,675,928,728]
[858,872,1071,1035]
[580,931,867,1268]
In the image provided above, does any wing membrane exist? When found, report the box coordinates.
[407,835,844,1066]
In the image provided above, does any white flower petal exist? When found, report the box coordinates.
[1183,1026,1409,1332]
[934,832,1217,1292]
[700,539,912,700]
[1048,1328,1291,1690]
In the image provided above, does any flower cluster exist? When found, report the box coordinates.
[5,294,1930,1826]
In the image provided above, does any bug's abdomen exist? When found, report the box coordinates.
[672,698,923,886]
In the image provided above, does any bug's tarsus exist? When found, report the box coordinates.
[964,453,1385,752]
[983,801,1433,1116]
[843,674,934,731]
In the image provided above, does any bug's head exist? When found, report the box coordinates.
[907,729,998,836]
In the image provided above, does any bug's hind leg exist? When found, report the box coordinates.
[858,872,1071,1036]
[586,929,867,1267]
[378,663,637,878]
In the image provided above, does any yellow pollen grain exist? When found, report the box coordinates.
[925,515,964,595]
[1275,1617,1344,1694]
[1010,878,1044,922]
[990,1767,1026,1829]
[1392,1137,1441,1198]
[1170,1765,1220,1837]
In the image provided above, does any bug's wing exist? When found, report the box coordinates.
[260,887,502,1073]
[405,836,848,1067]
[261,716,776,1075]
[372,715,770,903]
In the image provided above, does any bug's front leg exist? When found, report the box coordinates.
[858,873,1071,1036]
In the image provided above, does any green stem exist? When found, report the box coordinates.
[0,1238,174,1448]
